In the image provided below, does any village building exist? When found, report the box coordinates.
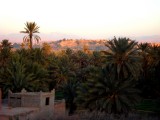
[0,88,55,120]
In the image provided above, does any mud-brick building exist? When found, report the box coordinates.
[8,89,55,108]
[0,89,55,120]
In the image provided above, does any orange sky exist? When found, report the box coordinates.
[0,0,160,39]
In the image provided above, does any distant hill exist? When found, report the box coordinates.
[12,38,159,51]
[49,39,108,51]
[0,32,81,43]
[1,33,160,43]
[12,39,108,51]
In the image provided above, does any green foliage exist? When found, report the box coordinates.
[55,91,64,100]
[55,56,75,84]
[77,67,141,115]
[16,48,29,58]
[0,39,12,67]
[25,62,50,91]
[29,48,47,65]
[135,99,160,113]
[62,77,79,115]
[2,53,34,93]
[137,43,160,98]
[0,37,159,116]
[90,51,103,67]
[102,37,142,80]
[0,46,51,96]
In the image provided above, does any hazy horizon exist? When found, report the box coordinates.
[0,32,160,44]
[0,0,160,42]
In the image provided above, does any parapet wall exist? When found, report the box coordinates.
[8,89,55,108]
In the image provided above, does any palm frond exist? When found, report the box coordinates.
[20,22,41,49]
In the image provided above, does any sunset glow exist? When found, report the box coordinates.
[0,0,160,40]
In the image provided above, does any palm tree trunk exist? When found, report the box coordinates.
[30,35,32,49]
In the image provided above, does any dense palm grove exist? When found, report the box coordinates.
[0,38,160,115]
[0,23,160,118]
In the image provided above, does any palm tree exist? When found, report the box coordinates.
[148,44,160,67]
[29,48,46,65]
[25,62,50,91]
[90,51,103,67]
[138,42,151,53]
[72,50,91,83]
[77,66,141,115]
[54,55,76,85]
[16,48,29,58]
[62,77,79,115]
[137,43,151,98]
[2,53,50,94]
[20,22,41,49]
[0,39,12,49]
[2,54,34,93]
[145,44,160,98]
[102,37,141,80]
[0,39,12,67]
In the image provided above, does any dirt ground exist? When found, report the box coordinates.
[53,101,79,120]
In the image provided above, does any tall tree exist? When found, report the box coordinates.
[62,77,78,115]
[102,37,141,80]
[20,22,41,49]
[77,66,140,115]
[137,43,152,98]
[146,45,160,98]
[25,62,50,92]
[29,48,46,65]
[0,39,12,67]
[2,53,34,94]
[0,39,12,49]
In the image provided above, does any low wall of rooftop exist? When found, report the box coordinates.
[8,89,55,108]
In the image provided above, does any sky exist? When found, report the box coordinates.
[0,0,160,40]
